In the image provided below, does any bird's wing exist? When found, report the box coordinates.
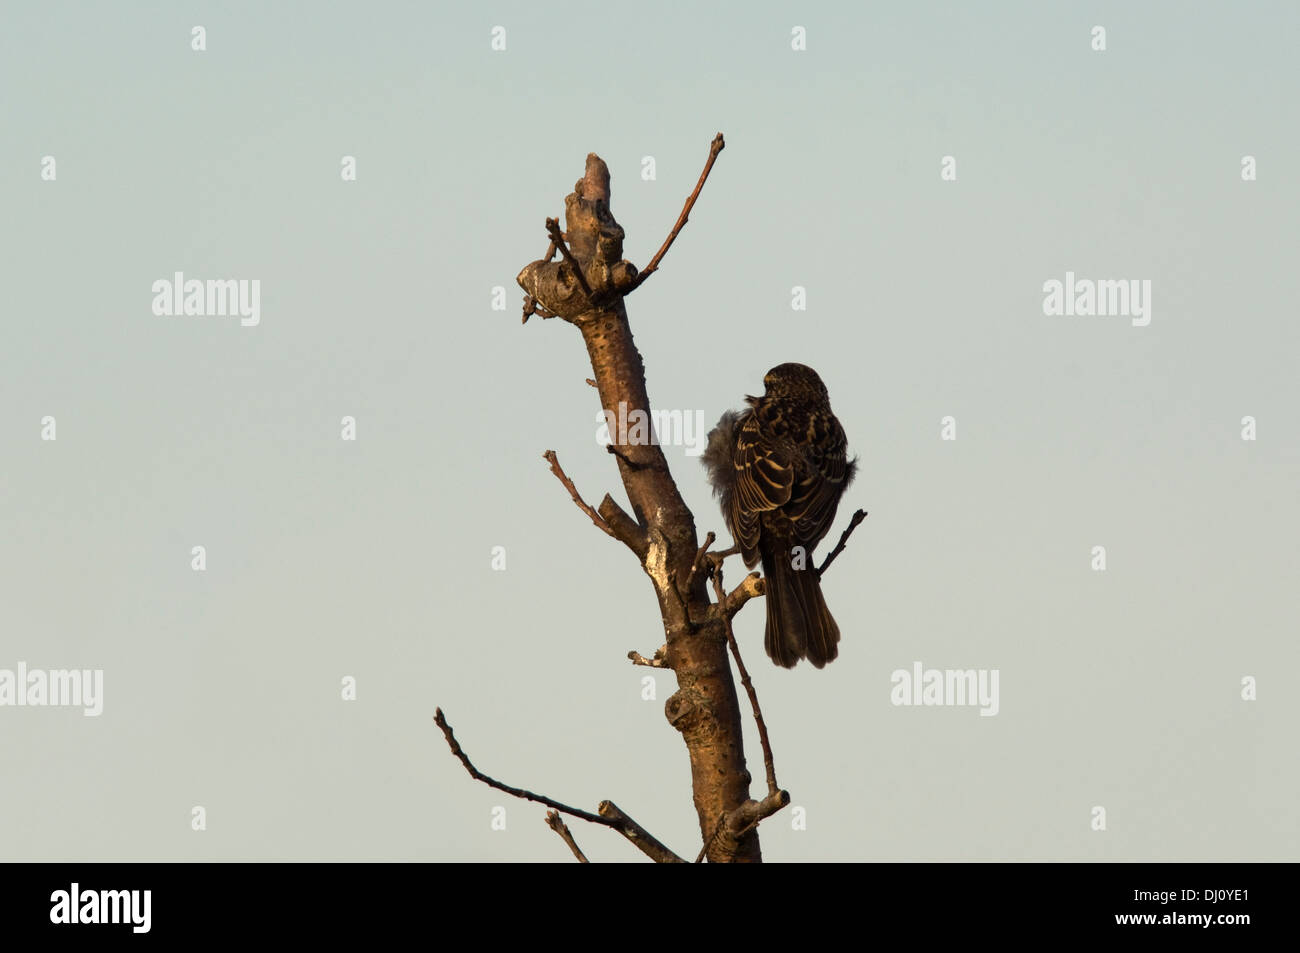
[786,414,852,548]
[729,411,793,552]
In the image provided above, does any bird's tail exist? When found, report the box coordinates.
[760,545,840,668]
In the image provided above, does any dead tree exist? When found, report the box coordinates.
[435,134,866,863]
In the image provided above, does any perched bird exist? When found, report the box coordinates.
[702,363,856,668]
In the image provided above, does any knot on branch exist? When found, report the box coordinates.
[517,154,639,321]
[665,688,715,737]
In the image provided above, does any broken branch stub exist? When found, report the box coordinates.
[517,154,639,320]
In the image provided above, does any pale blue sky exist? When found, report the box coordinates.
[1,1,1296,860]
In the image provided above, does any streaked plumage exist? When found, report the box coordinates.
[702,363,856,668]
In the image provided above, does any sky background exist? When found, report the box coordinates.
[1,1,1297,861]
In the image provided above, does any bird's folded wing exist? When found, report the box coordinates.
[788,417,852,547]
[730,412,793,551]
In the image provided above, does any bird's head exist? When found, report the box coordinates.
[762,362,830,403]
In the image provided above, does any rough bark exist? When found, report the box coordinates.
[516,147,764,862]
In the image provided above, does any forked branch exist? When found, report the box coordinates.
[434,708,685,863]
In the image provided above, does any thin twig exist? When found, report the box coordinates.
[546,217,593,298]
[543,450,617,540]
[711,566,779,797]
[628,133,725,293]
[696,812,727,863]
[817,508,868,578]
[674,530,716,609]
[435,708,687,863]
[545,810,589,863]
[688,531,716,584]
[434,708,613,827]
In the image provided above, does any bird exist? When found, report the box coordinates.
[701,363,856,668]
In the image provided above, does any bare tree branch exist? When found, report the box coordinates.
[521,294,561,324]
[721,571,765,618]
[705,544,742,573]
[597,494,649,559]
[545,810,589,863]
[435,708,611,826]
[543,450,618,541]
[511,134,768,862]
[685,531,716,589]
[628,647,669,668]
[817,508,868,578]
[546,217,594,299]
[727,789,791,837]
[711,567,781,798]
[435,708,685,863]
[628,133,726,293]
[598,801,687,864]
[521,231,567,323]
